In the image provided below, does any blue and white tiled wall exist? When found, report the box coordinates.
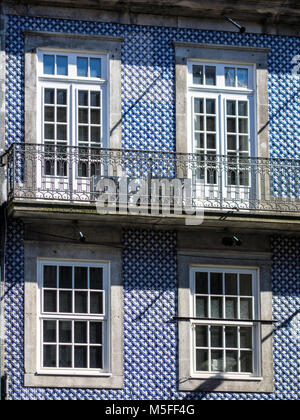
[4,15,300,399]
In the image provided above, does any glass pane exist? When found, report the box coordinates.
[43,345,56,367]
[211,297,223,319]
[211,326,223,348]
[241,351,253,372]
[225,273,237,295]
[239,118,248,134]
[227,135,236,151]
[195,325,208,347]
[225,67,236,87]
[74,321,87,343]
[205,66,216,86]
[79,108,88,124]
[59,345,72,368]
[196,296,208,318]
[240,298,253,320]
[206,99,215,114]
[225,326,238,348]
[56,56,68,76]
[43,55,55,75]
[211,350,223,372]
[43,320,56,343]
[45,88,55,104]
[77,57,88,77]
[44,290,57,312]
[74,346,87,368]
[194,98,203,114]
[57,107,67,123]
[90,347,102,369]
[90,322,103,344]
[194,115,204,131]
[59,266,72,289]
[91,109,101,125]
[237,68,248,88]
[192,65,204,85]
[240,274,253,296]
[79,126,89,142]
[90,92,101,107]
[75,291,88,313]
[59,321,72,343]
[44,124,55,140]
[225,350,238,372]
[44,106,55,122]
[227,100,236,116]
[91,127,101,143]
[57,89,67,105]
[59,291,72,313]
[57,125,67,141]
[90,58,101,78]
[240,327,252,349]
[195,133,204,149]
[210,273,223,294]
[238,101,248,116]
[239,136,249,151]
[78,90,89,106]
[207,134,216,150]
[196,349,209,371]
[75,267,88,289]
[90,268,103,290]
[90,292,103,314]
[225,297,237,319]
[206,116,216,132]
[44,266,57,288]
[227,118,237,133]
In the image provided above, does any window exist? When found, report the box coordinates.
[188,61,254,188]
[177,247,274,393]
[38,261,109,375]
[191,267,260,377]
[24,238,123,389]
[174,42,269,163]
[37,50,108,181]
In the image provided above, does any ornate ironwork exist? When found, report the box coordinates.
[3,142,300,215]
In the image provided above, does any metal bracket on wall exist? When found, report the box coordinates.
[172,316,276,325]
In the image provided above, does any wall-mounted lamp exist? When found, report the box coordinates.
[222,232,242,247]
[73,221,86,243]
[225,17,246,34]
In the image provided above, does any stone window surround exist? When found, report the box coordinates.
[177,250,274,393]
[24,241,123,389]
[24,31,123,149]
[174,42,270,159]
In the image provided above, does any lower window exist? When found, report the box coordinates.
[39,261,109,375]
[191,267,260,378]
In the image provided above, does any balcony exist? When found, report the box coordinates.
[3,143,300,229]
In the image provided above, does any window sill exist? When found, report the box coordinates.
[24,372,123,389]
[37,369,112,377]
[190,373,263,381]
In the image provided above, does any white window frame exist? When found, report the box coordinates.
[37,49,109,151]
[189,266,262,380]
[187,60,256,158]
[37,259,111,377]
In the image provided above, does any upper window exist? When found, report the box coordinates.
[190,267,260,378]
[38,260,110,375]
[40,51,105,80]
[37,50,108,152]
[189,62,253,90]
[187,61,255,189]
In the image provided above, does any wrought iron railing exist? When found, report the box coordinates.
[3,142,300,214]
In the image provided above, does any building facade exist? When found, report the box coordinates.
[0,0,299,400]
